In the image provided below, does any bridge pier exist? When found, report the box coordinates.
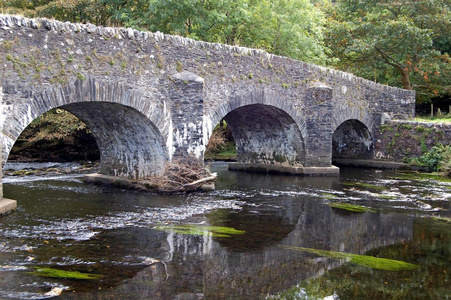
[303,83,334,167]
[0,87,17,215]
[168,71,205,160]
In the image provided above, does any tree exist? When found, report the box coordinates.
[232,0,329,65]
[323,0,451,103]
[36,0,111,25]
[142,0,329,65]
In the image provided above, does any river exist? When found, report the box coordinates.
[0,162,450,299]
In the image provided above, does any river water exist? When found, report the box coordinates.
[0,162,450,299]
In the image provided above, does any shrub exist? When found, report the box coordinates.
[206,129,226,152]
[438,145,451,177]
[412,143,451,173]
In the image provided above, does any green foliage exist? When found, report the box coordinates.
[205,120,237,160]
[323,0,451,103]
[142,0,329,64]
[25,108,87,141]
[437,144,451,176]
[411,143,451,172]
[37,0,111,25]
[205,141,236,161]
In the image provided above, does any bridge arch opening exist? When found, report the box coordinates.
[332,119,374,161]
[6,102,168,179]
[208,104,305,165]
[7,108,100,163]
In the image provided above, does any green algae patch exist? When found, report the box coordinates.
[378,194,397,200]
[29,267,102,280]
[328,202,376,213]
[431,216,451,224]
[342,181,387,190]
[395,172,451,183]
[322,193,338,200]
[154,224,245,237]
[281,246,418,271]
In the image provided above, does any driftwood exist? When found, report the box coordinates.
[183,174,217,187]
[140,158,217,193]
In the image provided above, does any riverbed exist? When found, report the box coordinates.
[1,162,450,299]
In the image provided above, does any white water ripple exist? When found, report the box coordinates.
[1,198,243,242]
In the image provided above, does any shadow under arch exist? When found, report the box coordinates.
[220,104,306,165]
[7,108,100,162]
[61,102,168,178]
[332,119,374,160]
[4,102,168,179]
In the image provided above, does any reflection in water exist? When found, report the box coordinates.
[0,162,450,299]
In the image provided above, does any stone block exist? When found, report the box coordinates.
[0,198,17,216]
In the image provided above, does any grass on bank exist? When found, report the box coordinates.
[204,141,236,161]
[414,117,451,124]
[414,110,451,123]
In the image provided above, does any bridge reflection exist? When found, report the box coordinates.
[76,201,413,299]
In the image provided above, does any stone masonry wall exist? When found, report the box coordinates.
[374,120,451,161]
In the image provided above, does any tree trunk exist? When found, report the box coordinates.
[374,46,413,90]
[400,68,413,90]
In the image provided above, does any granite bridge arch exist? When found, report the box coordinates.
[0,15,416,209]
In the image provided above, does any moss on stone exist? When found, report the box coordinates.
[156,53,164,69]
[2,38,19,51]
[379,124,394,133]
[76,72,86,81]
[176,60,183,72]
[415,125,425,132]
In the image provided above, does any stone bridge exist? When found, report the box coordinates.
[0,15,415,207]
